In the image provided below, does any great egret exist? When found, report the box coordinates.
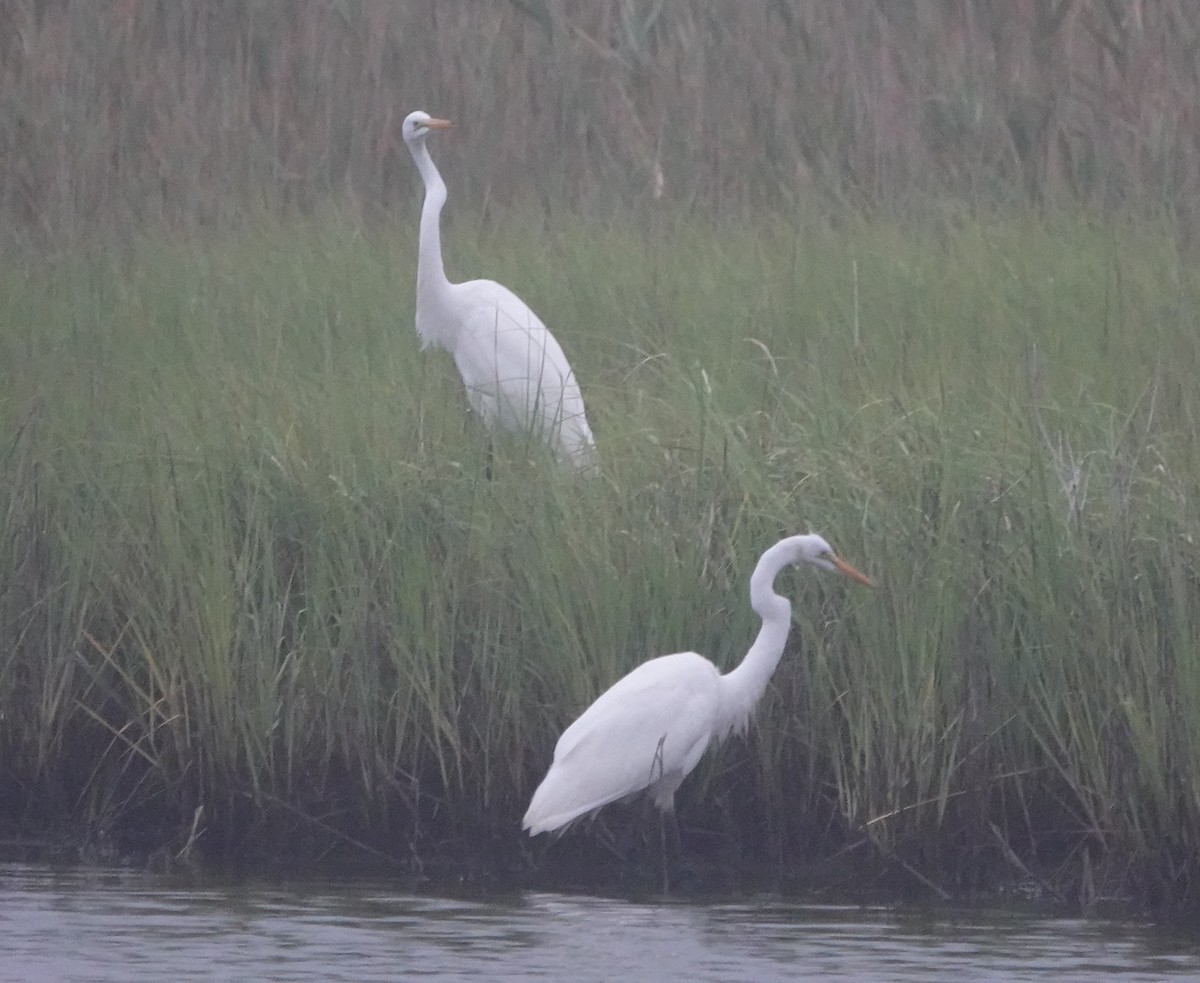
[400,110,599,472]
[522,533,874,836]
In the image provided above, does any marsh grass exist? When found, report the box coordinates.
[2,207,1199,901]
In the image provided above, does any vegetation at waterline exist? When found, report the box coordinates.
[2,208,1198,904]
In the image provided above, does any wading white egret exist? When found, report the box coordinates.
[522,533,874,836]
[400,110,598,472]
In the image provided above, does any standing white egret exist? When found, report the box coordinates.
[400,110,598,472]
[522,533,873,837]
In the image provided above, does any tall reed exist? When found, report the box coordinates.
[3,1,1199,249]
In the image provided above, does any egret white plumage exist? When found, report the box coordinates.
[522,533,873,836]
[400,110,598,472]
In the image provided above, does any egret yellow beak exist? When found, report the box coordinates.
[425,117,454,130]
[831,554,875,588]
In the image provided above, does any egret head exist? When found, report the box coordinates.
[401,110,454,146]
[792,534,875,587]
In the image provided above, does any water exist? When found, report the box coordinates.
[2,861,1198,981]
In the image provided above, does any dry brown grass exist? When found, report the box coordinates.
[2,0,1198,246]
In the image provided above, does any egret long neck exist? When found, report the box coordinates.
[410,139,449,302]
[720,544,796,732]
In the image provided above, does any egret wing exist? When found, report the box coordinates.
[523,652,720,834]
[450,280,591,439]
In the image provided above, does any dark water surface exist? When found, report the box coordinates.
[2,861,1198,981]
